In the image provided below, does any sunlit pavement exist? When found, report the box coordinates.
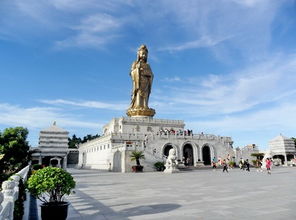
[66,167,296,220]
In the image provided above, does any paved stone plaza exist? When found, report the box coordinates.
[67,167,296,220]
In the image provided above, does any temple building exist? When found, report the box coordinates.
[78,45,234,172]
[234,144,260,164]
[268,134,296,165]
[31,122,69,168]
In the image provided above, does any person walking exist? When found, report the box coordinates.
[239,158,243,169]
[245,159,250,172]
[239,158,245,170]
[256,160,263,172]
[266,158,272,174]
[222,159,228,173]
[212,157,217,171]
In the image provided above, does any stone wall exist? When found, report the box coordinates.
[67,150,79,167]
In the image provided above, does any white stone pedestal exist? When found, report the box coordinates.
[163,167,179,173]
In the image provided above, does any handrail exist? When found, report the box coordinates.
[0,165,30,220]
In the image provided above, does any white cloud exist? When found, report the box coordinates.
[186,102,296,149]
[40,99,127,111]
[153,0,280,60]
[0,103,104,146]
[152,53,296,117]
[54,13,123,49]
[0,103,100,129]
[190,103,296,132]
[162,76,181,82]
[159,35,232,52]
[231,0,265,7]
[1,0,284,54]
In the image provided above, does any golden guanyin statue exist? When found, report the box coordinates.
[127,45,155,117]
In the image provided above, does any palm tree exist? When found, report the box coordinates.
[130,150,145,166]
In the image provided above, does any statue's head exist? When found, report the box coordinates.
[137,44,148,62]
[168,148,176,157]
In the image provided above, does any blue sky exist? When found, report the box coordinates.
[0,0,296,150]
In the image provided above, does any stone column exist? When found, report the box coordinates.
[210,146,215,161]
[38,155,42,164]
[197,146,200,161]
[284,154,288,166]
[63,156,67,169]
[193,146,198,166]
[122,149,126,173]
[199,147,203,162]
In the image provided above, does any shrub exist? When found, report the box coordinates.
[27,167,75,203]
[228,161,236,167]
[154,161,165,171]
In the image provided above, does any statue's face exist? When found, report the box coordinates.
[138,48,147,61]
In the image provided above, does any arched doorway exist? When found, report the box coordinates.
[202,145,211,165]
[113,151,122,172]
[273,155,285,164]
[183,144,194,166]
[42,156,51,166]
[50,157,61,168]
[287,154,294,161]
[163,144,173,158]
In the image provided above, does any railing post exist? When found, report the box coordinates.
[11,175,20,202]
[0,192,3,213]
[1,180,16,220]
[0,165,30,220]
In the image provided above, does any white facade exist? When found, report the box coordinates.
[268,134,296,165]
[31,122,69,168]
[78,117,234,172]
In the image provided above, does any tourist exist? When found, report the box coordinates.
[222,159,228,173]
[212,157,217,171]
[239,158,243,170]
[186,157,190,166]
[266,158,272,174]
[256,160,263,172]
[240,159,245,170]
[245,159,250,172]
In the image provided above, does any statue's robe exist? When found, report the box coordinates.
[130,60,153,109]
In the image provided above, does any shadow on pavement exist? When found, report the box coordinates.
[70,189,181,219]
[118,203,181,217]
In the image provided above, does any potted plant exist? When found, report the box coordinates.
[154,161,165,171]
[130,150,145,172]
[228,161,236,168]
[26,167,76,220]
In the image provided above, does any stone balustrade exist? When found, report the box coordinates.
[120,117,184,125]
[0,165,30,220]
[110,132,232,143]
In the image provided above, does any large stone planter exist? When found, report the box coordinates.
[132,165,143,172]
[40,202,69,220]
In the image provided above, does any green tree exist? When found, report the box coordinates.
[68,133,100,148]
[81,134,100,143]
[291,137,296,146]
[0,127,30,175]
[68,134,81,148]
[130,150,145,166]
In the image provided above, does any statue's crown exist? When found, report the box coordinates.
[138,44,148,52]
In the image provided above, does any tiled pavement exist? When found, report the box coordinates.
[65,167,296,220]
